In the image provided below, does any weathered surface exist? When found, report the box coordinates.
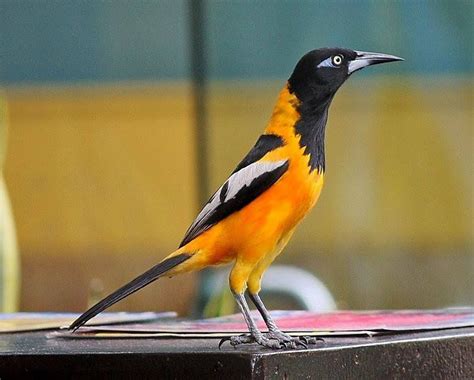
[1,327,473,379]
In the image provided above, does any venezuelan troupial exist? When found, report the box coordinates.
[70,48,403,349]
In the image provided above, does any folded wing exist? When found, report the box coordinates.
[180,159,289,247]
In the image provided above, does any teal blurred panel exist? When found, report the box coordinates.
[399,1,473,73]
[0,1,189,83]
[207,1,380,78]
[0,1,103,82]
[206,0,473,78]
[0,0,472,84]
[96,1,189,80]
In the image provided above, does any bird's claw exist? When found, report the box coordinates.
[219,333,258,349]
[219,331,323,350]
[264,330,308,349]
[218,336,232,349]
[219,333,282,349]
[300,335,325,345]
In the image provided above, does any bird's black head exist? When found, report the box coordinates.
[288,48,403,173]
[289,47,403,104]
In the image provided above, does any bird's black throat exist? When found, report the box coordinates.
[293,94,332,173]
[287,48,352,174]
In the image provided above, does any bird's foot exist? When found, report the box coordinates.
[219,330,322,349]
[263,330,306,349]
[219,332,283,349]
[264,330,324,349]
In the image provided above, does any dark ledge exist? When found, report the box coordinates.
[1,327,473,379]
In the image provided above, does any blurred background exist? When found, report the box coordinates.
[0,1,472,316]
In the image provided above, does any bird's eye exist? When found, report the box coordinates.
[316,55,345,69]
[332,54,343,66]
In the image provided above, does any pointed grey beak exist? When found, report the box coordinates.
[348,50,404,74]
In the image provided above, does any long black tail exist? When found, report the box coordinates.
[69,253,191,331]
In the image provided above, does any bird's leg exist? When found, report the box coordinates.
[247,291,291,339]
[219,292,283,349]
[248,291,322,347]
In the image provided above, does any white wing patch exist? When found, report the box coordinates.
[223,160,287,202]
[181,159,288,245]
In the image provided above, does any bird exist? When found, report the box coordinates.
[69,48,403,349]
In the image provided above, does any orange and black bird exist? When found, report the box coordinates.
[70,48,403,348]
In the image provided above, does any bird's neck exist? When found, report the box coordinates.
[294,93,332,173]
[265,85,331,173]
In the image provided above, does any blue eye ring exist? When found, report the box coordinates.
[317,54,344,69]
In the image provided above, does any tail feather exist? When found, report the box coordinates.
[69,253,191,331]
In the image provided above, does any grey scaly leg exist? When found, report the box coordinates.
[248,291,321,347]
[219,292,282,349]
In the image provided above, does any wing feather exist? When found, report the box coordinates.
[179,159,289,247]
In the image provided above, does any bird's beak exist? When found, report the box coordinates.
[348,51,404,74]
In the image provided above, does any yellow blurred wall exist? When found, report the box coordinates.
[3,78,473,312]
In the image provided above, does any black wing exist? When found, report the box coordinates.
[179,159,289,247]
